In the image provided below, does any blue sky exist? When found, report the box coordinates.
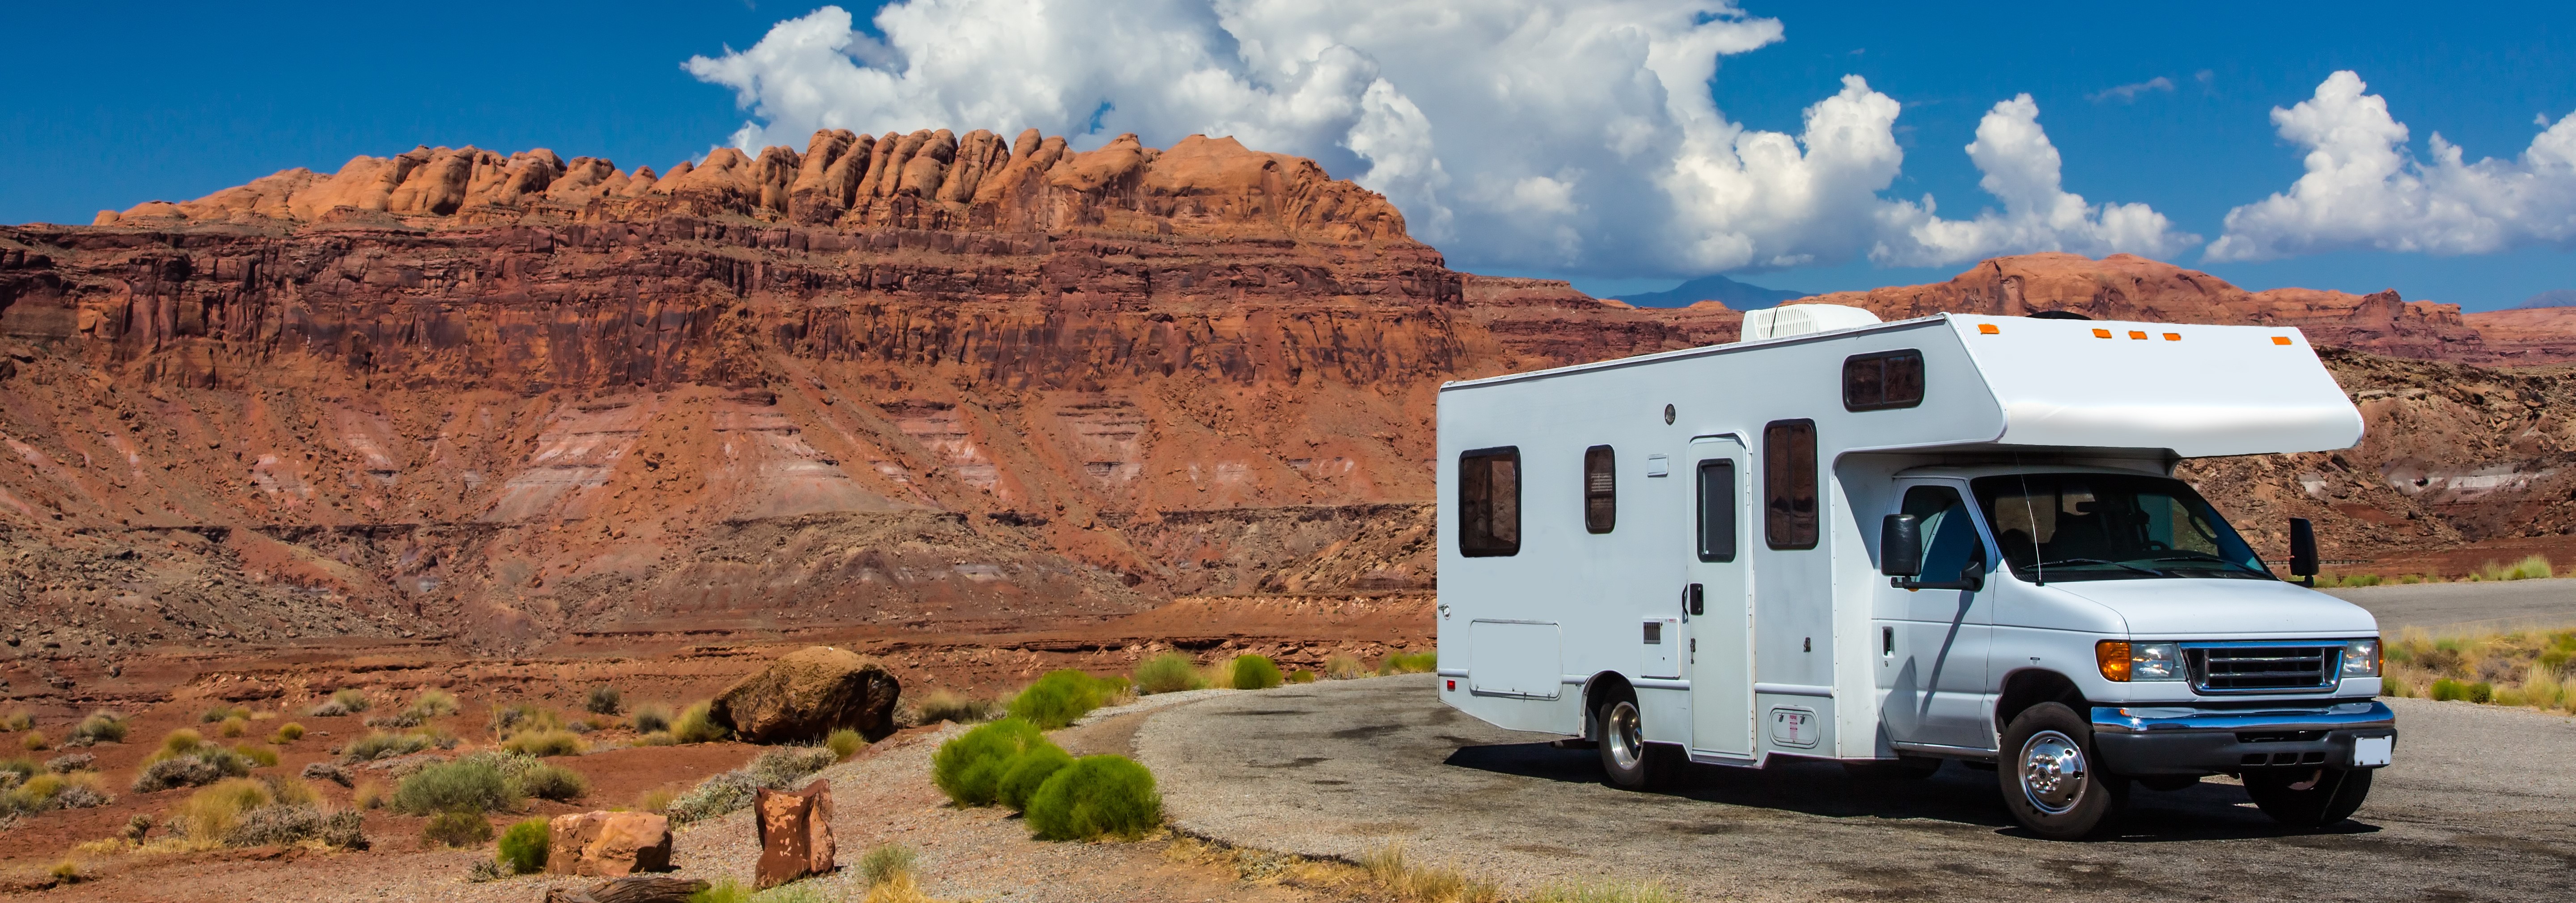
[4,2,2569,309]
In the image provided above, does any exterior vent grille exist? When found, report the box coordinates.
[2183,644,2339,693]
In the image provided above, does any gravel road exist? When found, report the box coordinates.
[1139,675,2576,902]
[2325,577,2576,633]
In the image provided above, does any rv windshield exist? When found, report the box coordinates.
[1970,473,2272,583]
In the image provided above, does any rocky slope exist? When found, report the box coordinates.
[2,129,2572,690]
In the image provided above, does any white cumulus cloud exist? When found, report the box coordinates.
[2206,71,2576,262]
[683,1,2195,276]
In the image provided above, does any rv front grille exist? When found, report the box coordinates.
[2183,644,2340,693]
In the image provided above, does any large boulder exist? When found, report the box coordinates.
[547,811,674,877]
[712,646,901,743]
[754,780,837,889]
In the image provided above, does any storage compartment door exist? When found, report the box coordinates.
[1468,619,1563,699]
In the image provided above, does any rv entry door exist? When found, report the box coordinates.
[1687,437,1755,759]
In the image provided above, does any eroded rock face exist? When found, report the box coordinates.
[714,646,900,743]
[548,810,674,877]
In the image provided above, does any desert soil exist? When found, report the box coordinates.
[1142,675,2576,903]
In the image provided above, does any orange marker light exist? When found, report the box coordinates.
[2272,336,2293,345]
[2162,333,2181,341]
[2092,328,2112,339]
[2097,640,2132,682]
[1979,323,2000,335]
[2127,330,2148,340]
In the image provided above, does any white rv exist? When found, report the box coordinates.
[1433,307,2396,839]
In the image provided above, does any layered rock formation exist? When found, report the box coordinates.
[3,129,2573,682]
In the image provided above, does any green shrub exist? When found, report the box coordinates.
[393,759,519,816]
[500,729,585,758]
[1008,670,1115,729]
[1132,653,1206,695]
[585,686,622,716]
[629,703,673,734]
[1229,655,1284,691]
[271,722,306,744]
[2430,678,2465,701]
[1024,755,1162,840]
[860,843,919,886]
[997,742,1074,812]
[201,705,250,724]
[1287,670,1317,684]
[1379,649,1438,674]
[497,818,550,873]
[2469,681,2495,704]
[671,702,728,743]
[69,711,128,744]
[913,690,993,725]
[826,729,865,760]
[422,810,492,848]
[407,689,459,720]
[932,718,1044,807]
[237,744,280,767]
[512,763,589,801]
[687,878,754,903]
[344,730,436,762]
[330,689,373,713]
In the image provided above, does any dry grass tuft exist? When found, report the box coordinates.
[2385,627,2576,714]
[1361,844,1500,903]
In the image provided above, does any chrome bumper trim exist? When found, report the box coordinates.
[2089,700,2394,735]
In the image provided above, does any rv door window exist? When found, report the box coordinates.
[1459,447,1522,557]
[1584,445,1616,534]
[1900,486,1984,579]
[1697,459,1737,562]
[1763,420,1819,549]
[1843,350,1925,411]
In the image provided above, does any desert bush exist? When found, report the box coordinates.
[1025,754,1161,841]
[2,771,111,816]
[167,778,273,841]
[497,817,550,873]
[489,702,565,736]
[237,744,281,767]
[272,722,306,744]
[1229,655,1284,691]
[672,701,729,743]
[133,738,254,793]
[225,802,366,849]
[1287,670,1317,684]
[1323,654,1368,680]
[827,728,865,759]
[585,685,622,716]
[149,728,207,761]
[353,779,389,810]
[1379,649,1439,675]
[1008,670,1120,729]
[750,746,837,787]
[200,705,250,724]
[407,689,459,719]
[512,763,589,802]
[20,731,45,751]
[422,810,493,848]
[0,756,35,783]
[932,718,1045,807]
[912,690,993,725]
[629,702,674,733]
[635,730,678,746]
[45,753,93,773]
[1132,653,1207,695]
[664,746,835,824]
[637,787,675,814]
[2429,678,2464,701]
[2469,555,2554,582]
[343,730,437,763]
[0,711,29,732]
[68,711,127,745]
[860,843,919,887]
[392,759,519,816]
[500,729,586,758]
[996,742,1073,812]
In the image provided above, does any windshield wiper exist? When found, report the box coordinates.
[2025,558,2165,576]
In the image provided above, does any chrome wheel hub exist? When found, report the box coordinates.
[1605,702,1645,772]
[2018,729,2089,814]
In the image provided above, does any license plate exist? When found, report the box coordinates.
[2352,735,2393,767]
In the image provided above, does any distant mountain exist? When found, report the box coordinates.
[1613,273,1807,309]
[2520,289,2576,309]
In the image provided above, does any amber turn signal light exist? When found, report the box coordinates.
[2097,640,2132,682]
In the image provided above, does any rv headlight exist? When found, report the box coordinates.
[2343,639,2381,678]
[2130,642,2183,682]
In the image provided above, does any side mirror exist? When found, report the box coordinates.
[1880,514,1923,577]
[1958,548,1986,593]
[2288,517,2319,587]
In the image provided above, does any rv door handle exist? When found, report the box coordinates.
[1687,583,1704,617]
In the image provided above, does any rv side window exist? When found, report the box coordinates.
[1697,459,1736,562]
[1764,420,1818,549]
[1843,350,1925,411]
[1459,447,1521,557]
[1583,445,1615,534]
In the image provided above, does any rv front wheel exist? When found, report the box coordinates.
[1998,702,2125,840]
[1595,697,1671,790]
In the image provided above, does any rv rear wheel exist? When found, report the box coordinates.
[1998,702,2126,840]
[2243,767,2372,827]
[1595,697,1673,790]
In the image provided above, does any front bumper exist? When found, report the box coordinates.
[2089,700,2395,776]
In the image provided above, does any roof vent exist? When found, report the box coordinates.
[1736,304,1882,342]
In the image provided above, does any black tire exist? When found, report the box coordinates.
[1595,695,1675,790]
[1843,755,1944,780]
[2243,767,2372,827]
[1997,702,2127,840]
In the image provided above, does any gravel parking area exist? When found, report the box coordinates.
[1139,674,2576,902]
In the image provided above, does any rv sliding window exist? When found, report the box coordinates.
[1763,420,1818,550]
[1583,445,1615,534]
[1458,447,1521,557]
[1697,459,1736,562]
[1843,350,1925,411]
